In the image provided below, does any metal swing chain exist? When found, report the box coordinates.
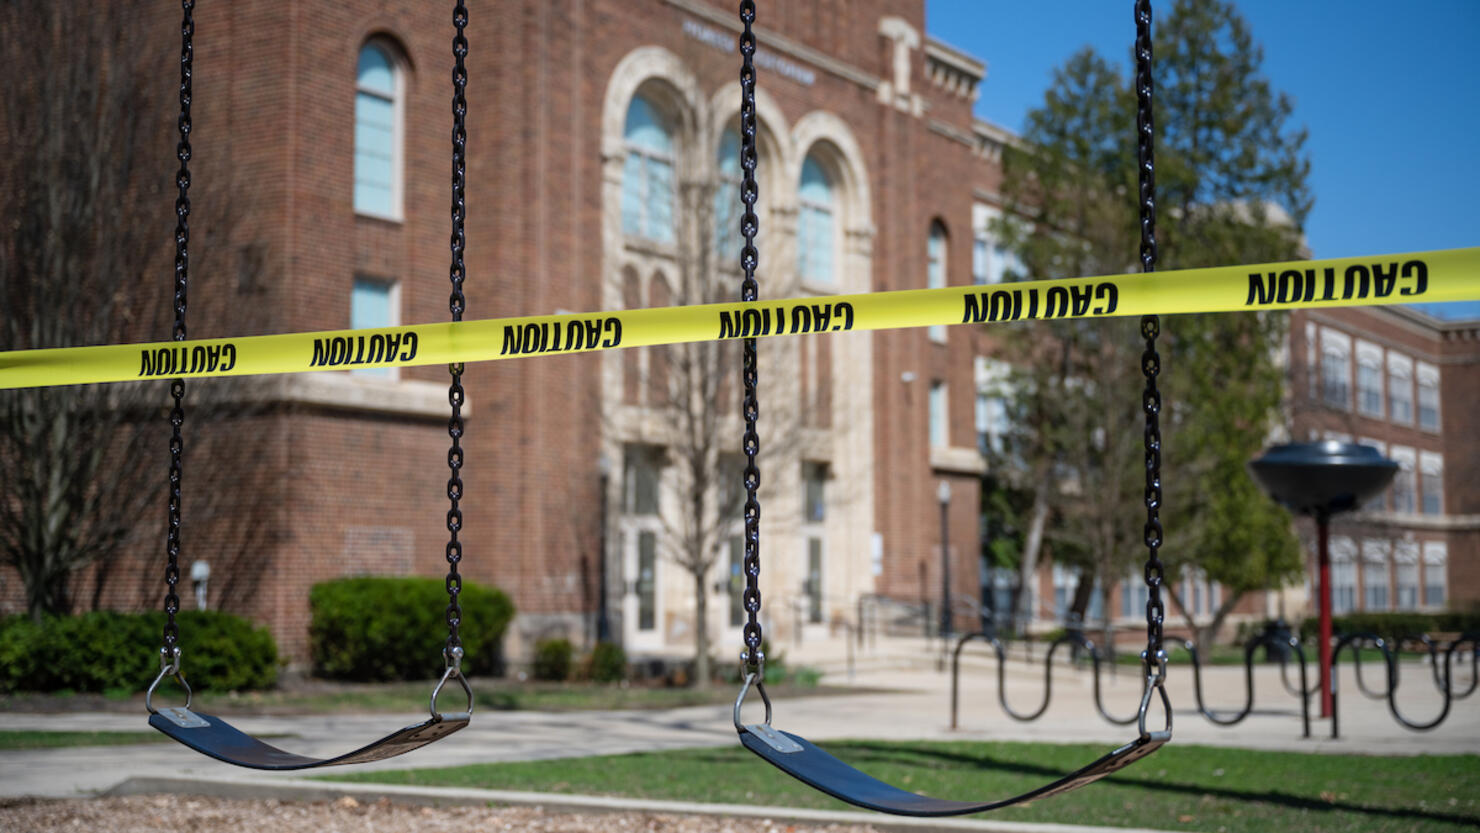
[443,0,470,672]
[160,0,195,670]
[1134,0,1167,681]
[737,0,764,675]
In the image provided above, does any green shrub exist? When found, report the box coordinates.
[588,641,627,683]
[310,576,514,682]
[0,610,277,694]
[1294,612,1480,646]
[532,638,574,681]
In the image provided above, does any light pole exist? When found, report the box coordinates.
[1249,441,1395,719]
[596,453,612,643]
[938,480,952,642]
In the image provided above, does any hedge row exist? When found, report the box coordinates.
[309,576,514,682]
[0,610,278,694]
[1296,612,1480,645]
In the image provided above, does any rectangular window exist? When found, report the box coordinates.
[1423,542,1447,607]
[1052,565,1075,622]
[1121,574,1149,621]
[1320,329,1351,409]
[1394,541,1419,611]
[1356,342,1383,417]
[1390,446,1416,513]
[636,530,657,631]
[1420,452,1443,515]
[622,445,662,516]
[350,278,397,378]
[728,536,744,627]
[1305,322,1318,398]
[1331,537,1356,614]
[929,381,948,448]
[1362,540,1390,611]
[973,236,990,285]
[802,461,827,523]
[1359,439,1386,511]
[806,538,823,624]
[1417,362,1440,432]
[1388,354,1413,424]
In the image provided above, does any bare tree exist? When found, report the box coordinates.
[0,1,275,622]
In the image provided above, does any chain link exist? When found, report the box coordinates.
[161,0,195,662]
[443,0,470,666]
[1134,0,1166,672]
[737,0,763,674]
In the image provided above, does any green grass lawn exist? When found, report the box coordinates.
[2,680,858,717]
[325,740,1480,833]
[0,730,175,749]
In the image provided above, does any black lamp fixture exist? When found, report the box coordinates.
[1248,441,1396,719]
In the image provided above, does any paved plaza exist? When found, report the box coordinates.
[2,644,1474,801]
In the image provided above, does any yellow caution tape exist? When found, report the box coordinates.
[2,247,1477,391]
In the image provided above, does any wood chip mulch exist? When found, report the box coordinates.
[0,795,886,833]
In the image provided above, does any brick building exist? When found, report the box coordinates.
[5,1,1468,666]
[1286,305,1480,616]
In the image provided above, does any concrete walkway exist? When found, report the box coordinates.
[2,654,1475,801]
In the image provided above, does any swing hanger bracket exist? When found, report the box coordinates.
[1137,648,1172,742]
[430,645,474,722]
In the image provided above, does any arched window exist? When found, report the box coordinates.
[622,96,675,244]
[715,129,741,260]
[798,154,835,285]
[928,221,947,342]
[354,42,401,218]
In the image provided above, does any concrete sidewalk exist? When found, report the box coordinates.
[1,657,1475,801]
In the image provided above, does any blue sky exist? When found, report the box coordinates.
[926,0,1480,321]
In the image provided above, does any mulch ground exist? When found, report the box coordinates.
[0,795,885,833]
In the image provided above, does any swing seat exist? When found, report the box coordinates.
[149,706,469,770]
[739,728,1164,816]
[734,671,1170,818]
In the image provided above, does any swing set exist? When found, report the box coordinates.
[6,0,1470,818]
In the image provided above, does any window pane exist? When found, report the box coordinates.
[354,92,395,216]
[1421,473,1442,514]
[357,45,395,96]
[1358,363,1382,416]
[715,131,741,260]
[623,96,672,153]
[621,151,645,237]
[803,462,826,523]
[728,536,744,627]
[351,279,393,377]
[929,382,947,447]
[1322,349,1349,408]
[637,531,657,631]
[799,156,834,284]
[647,157,675,243]
[807,538,823,624]
[623,445,661,515]
[1418,382,1440,431]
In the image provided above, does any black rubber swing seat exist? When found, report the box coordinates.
[146,657,473,770]
[148,707,469,770]
[734,677,1170,817]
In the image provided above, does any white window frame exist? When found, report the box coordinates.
[1330,536,1357,615]
[1319,328,1351,410]
[1394,540,1420,611]
[1417,362,1441,433]
[1361,539,1390,612]
[1359,438,1386,511]
[798,153,838,289]
[1419,452,1444,515]
[1355,341,1384,418]
[1422,541,1447,609]
[1387,353,1414,425]
[354,41,404,222]
[349,276,401,380]
[1389,446,1417,514]
[929,380,948,448]
[928,223,948,343]
[1304,322,1318,399]
[622,96,677,245]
